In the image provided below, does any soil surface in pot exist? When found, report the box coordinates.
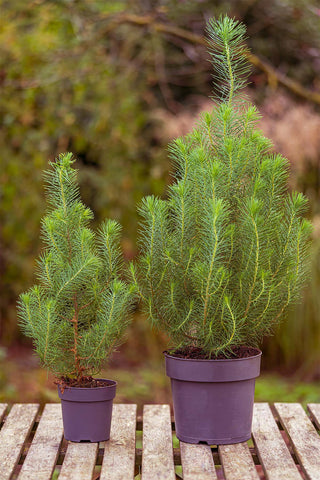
[56,376,112,389]
[168,345,260,360]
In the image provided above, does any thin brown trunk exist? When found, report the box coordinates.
[71,294,82,379]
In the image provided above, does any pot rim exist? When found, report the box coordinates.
[58,378,117,392]
[164,348,262,363]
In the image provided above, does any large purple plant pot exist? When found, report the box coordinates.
[58,379,116,442]
[165,351,261,445]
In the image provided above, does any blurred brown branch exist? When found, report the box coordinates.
[106,13,320,106]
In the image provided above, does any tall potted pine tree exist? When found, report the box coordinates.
[132,16,312,444]
[18,153,135,442]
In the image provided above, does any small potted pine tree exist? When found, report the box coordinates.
[18,153,135,442]
[132,16,312,444]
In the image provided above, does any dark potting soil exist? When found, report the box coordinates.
[169,345,260,360]
[56,376,112,389]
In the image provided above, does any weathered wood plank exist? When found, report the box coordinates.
[59,443,98,480]
[275,402,320,480]
[100,404,137,480]
[17,403,64,480]
[0,403,39,480]
[142,404,175,480]
[308,403,320,429]
[0,403,8,422]
[180,442,217,480]
[219,442,259,480]
[252,403,301,480]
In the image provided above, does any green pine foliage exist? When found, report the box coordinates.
[18,153,135,379]
[133,16,312,358]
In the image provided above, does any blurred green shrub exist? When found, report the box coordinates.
[263,236,320,377]
[0,0,320,376]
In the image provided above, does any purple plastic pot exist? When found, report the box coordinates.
[58,379,116,442]
[165,350,261,445]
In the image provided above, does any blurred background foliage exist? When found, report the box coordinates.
[1,0,320,402]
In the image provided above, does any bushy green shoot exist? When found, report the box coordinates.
[133,16,312,358]
[18,153,135,380]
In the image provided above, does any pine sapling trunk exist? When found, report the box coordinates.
[71,294,83,380]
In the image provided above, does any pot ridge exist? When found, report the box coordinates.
[58,379,117,402]
[165,351,262,383]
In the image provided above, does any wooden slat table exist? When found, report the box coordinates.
[1,403,320,479]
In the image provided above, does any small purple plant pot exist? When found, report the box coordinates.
[58,379,116,442]
[165,351,261,445]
